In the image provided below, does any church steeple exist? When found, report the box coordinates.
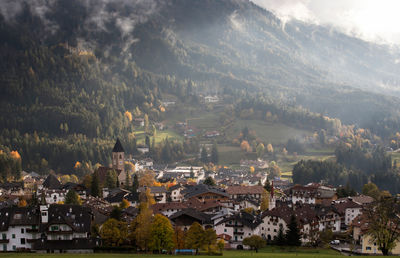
[112,138,125,153]
[112,138,125,174]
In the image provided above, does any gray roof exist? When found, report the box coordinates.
[43,174,62,189]
[169,208,213,224]
[216,211,262,230]
[183,184,229,199]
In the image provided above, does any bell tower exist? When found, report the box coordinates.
[112,138,125,173]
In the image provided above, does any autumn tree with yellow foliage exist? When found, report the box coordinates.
[124,111,133,122]
[130,195,154,251]
[260,189,269,211]
[0,149,22,181]
[149,214,175,253]
[100,219,128,247]
[240,140,252,152]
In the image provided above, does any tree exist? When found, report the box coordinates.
[240,140,251,152]
[362,182,381,200]
[264,179,272,192]
[366,196,400,255]
[268,161,281,178]
[139,172,155,187]
[120,199,130,209]
[243,235,266,253]
[285,214,301,246]
[106,170,118,188]
[203,176,216,186]
[18,198,27,207]
[161,138,172,163]
[139,187,156,205]
[149,214,175,253]
[190,167,194,178]
[131,173,139,201]
[319,129,326,145]
[110,206,122,220]
[100,218,128,247]
[133,202,153,251]
[204,228,217,253]
[266,143,274,153]
[65,189,81,205]
[174,226,186,249]
[144,114,149,132]
[200,146,208,163]
[217,239,225,253]
[274,224,286,246]
[260,189,269,211]
[256,143,265,158]
[91,171,100,197]
[125,171,130,189]
[210,142,219,164]
[185,222,206,253]
[124,111,133,122]
[318,229,333,247]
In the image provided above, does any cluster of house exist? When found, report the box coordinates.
[0,167,388,255]
[0,204,98,253]
[0,139,392,254]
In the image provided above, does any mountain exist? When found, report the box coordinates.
[0,0,400,172]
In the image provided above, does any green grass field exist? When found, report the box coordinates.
[134,129,183,145]
[0,249,359,258]
[225,120,312,146]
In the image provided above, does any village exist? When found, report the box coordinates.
[0,139,388,255]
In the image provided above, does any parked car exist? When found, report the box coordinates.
[330,240,340,245]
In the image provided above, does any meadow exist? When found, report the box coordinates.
[0,248,361,258]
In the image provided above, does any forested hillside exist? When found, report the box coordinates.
[1,0,400,176]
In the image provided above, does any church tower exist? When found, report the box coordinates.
[112,138,125,174]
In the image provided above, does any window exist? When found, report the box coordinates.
[21,238,25,245]
[12,246,16,251]
[224,229,227,232]
[21,228,24,234]
[2,244,6,251]
[12,234,15,239]
[366,246,372,251]
[50,225,59,231]
[2,234,6,240]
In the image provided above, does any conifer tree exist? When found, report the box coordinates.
[200,146,208,163]
[274,224,286,246]
[91,171,100,197]
[210,141,219,164]
[65,189,81,205]
[285,214,301,246]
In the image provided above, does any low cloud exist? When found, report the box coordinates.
[251,0,400,45]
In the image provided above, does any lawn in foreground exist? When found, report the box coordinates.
[0,249,364,258]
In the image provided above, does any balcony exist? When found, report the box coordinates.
[47,230,73,234]
[234,231,244,235]
[27,228,39,233]
[27,239,37,243]
[225,224,243,228]
[0,239,9,243]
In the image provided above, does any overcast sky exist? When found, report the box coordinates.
[251,0,400,45]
